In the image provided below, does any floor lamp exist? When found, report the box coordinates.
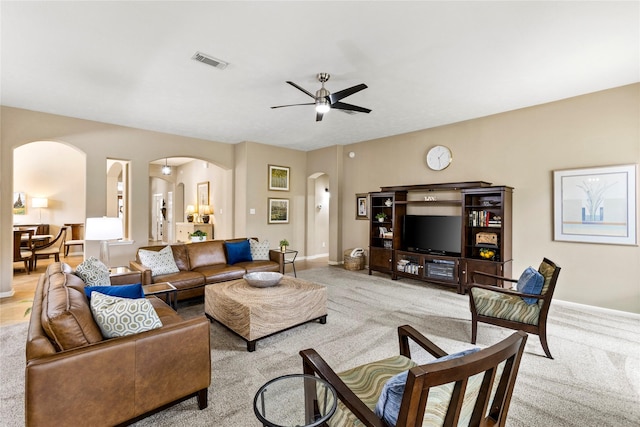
[84,217,123,267]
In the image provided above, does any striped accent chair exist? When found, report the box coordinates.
[300,325,527,427]
[469,258,561,359]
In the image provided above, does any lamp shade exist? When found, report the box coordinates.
[186,205,195,214]
[32,197,48,208]
[84,217,123,241]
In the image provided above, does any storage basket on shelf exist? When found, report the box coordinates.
[344,249,365,271]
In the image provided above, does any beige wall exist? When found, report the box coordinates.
[2,83,638,312]
[334,83,639,313]
[235,141,307,250]
[1,107,238,295]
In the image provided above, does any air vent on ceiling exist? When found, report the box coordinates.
[192,51,228,70]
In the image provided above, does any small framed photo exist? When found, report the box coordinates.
[13,192,26,215]
[197,181,209,213]
[356,193,369,220]
[268,198,289,224]
[553,164,636,245]
[268,165,290,191]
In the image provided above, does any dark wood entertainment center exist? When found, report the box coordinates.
[368,182,513,294]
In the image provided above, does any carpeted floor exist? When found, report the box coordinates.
[2,266,639,426]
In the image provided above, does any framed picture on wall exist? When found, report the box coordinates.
[268,165,290,191]
[356,193,369,220]
[13,192,26,215]
[268,198,289,223]
[553,164,637,245]
[197,181,209,214]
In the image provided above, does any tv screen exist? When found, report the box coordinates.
[402,215,462,256]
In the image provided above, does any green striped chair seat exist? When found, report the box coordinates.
[471,287,540,325]
[327,355,417,426]
[325,355,503,427]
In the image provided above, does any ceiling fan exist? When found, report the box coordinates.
[271,73,371,122]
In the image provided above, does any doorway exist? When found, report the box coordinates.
[306,173,330,258]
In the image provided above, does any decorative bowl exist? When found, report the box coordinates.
[244,272,283,288]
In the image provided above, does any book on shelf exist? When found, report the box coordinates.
[469,210,502,227]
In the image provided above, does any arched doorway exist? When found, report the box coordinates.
[13,141,86,275]
[149,157,233,243]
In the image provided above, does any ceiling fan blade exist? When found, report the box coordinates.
[330,101,371,114]
[328,83,368,104]
[286,81,316,99]
[316,111,324,122]
[271,102,315,109]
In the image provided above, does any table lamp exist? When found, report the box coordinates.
[84,217,123,266]
[186,205,195,222]
[31,197,48,223]
[200,205,211,223]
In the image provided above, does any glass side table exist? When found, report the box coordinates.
[254,374,337,427]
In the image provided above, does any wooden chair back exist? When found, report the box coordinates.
[13,229,33,260]
[397,331,527,427]
[301,326,527,427]
[13,229,34,273]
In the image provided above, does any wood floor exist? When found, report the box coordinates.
[1,253,329,327]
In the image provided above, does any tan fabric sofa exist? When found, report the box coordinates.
[129,238,282,301]
[25,262,211,426]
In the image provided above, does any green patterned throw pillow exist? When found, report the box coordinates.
[75,256,111,287]
[249,239,270,261]
[138,245,180,276]
[90,292,162,338]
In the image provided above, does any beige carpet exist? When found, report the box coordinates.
[2,266,639,426]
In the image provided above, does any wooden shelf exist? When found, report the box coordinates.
[395,200,461,206]
[380,181,492,192]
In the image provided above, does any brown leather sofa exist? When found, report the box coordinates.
[25,262,211,426]
[129,238,283,301]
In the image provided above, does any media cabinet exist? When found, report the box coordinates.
[368,182,513,294]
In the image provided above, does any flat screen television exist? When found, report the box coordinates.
[402,215,462,257]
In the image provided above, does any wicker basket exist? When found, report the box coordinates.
[344,249,365,271]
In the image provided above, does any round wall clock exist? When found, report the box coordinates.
[426,145,452,171]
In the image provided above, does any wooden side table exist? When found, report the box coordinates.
[269,249,299,277]
[143,282,178,310]
[108,266,142,286]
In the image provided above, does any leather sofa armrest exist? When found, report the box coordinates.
[269,249,285,274]
[26,317,211,426]
[129,260,153,285]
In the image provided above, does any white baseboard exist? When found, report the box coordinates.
[554,298,640,319]
[306,253,328,260]
[0,289,16,299]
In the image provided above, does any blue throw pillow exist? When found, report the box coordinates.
[516,267,544,305]
[85,283,144,300]
[225,239,253,265]
[374,347,480,426]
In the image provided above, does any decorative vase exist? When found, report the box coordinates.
[187,214,194,223]
[281,245,287,252]
[202,215,210,224]
[385,199,392,207]
[191,236,206,243]
[378,217,385,222]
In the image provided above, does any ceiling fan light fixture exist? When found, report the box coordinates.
[315,99,330,113]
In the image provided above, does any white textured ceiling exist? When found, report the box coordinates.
[2,1,638,151]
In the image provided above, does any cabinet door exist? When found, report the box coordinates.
[369,247,393,274]
[176,224,193,242]
[461,259,505,290]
